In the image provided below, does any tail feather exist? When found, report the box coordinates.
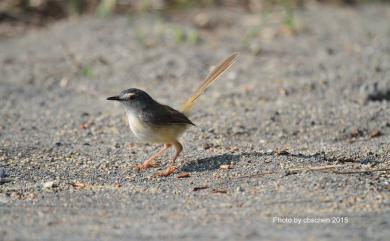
[180,52,239,115]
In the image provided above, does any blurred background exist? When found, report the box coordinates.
[1,0,389,37]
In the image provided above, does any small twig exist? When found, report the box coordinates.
[287,164,347,174]
[193,185,209,191]
[238,165,348,179]
[212,189,227,194]
[239,165,390,179]
[177,172,190,178]
[332,168,390,175]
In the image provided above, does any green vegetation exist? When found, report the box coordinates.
[81,64,93,78]
[96,0,116,17]
[282,4,297,32]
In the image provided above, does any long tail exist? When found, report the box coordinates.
[180,52,239,115]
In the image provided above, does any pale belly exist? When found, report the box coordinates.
[127,114,189,144]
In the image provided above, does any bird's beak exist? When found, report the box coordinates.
[107,96,121,101]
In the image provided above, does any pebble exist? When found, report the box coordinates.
[0,168,11,185]
[0,168,6,178]
[236,186,245,192]
[43,181,57,189]
[360,81,390,102]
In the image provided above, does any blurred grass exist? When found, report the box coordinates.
[0,0,389,26]
[81,64,93,78]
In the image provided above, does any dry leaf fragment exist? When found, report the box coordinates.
[71,182,86,190]
[177,172,190,178]
[153,166,176,177]
[220,164,234,170]
[212,189,227,194]
[369,129,381,138]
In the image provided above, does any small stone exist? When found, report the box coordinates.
[0,168,6,178]
[360,82,390,102]
[236,186,244,192]
[43,181,57,189]
[59,77,68,87]
[368,129,381,138]
[203,143,212,150]
[220,164,234,170]
[326,47,335,55]
[350,127,363,138]
[0,178,12,185]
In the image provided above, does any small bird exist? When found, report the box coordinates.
[107,53,238,176]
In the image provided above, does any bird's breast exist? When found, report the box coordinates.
[127,113,149,139]
[126,112,189,144]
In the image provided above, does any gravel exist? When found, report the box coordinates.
[0,4,389,241]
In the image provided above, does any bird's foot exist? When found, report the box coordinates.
[133,159,159,171]
[153,166,176,177]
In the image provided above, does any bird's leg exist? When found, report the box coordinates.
[169,141,183,165]
[135,144,172,171]
[155,141,182,177]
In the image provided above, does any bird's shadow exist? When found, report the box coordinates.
[179,151,335,173]
[180,153,240,173]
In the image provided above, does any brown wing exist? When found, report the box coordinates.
[139,103,195,126]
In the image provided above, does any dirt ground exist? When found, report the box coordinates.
[0,3,390,241]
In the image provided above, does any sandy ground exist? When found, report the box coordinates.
[0,3,390,241]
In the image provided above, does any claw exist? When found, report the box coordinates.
[153,166,176,177]
[133,160,159,171]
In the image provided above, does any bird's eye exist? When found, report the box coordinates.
[128,95,136,100]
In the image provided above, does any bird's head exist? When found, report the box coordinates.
[107,88,155,111]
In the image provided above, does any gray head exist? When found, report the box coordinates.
[107,88,156,110]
